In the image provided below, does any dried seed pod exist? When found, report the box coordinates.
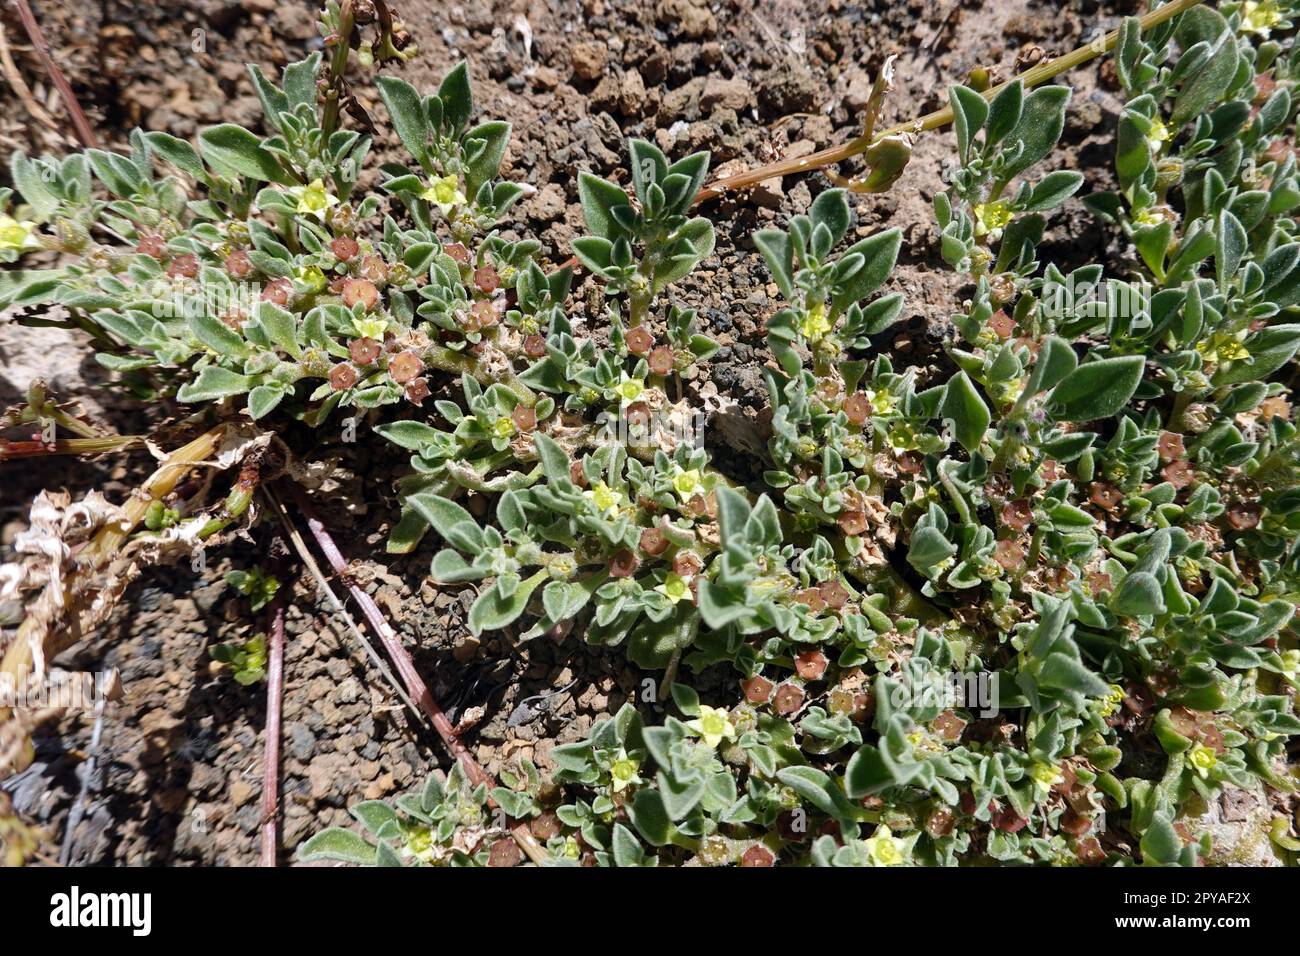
[224,249,253,278]
[837,510,868,536]
[443,242,471,265]
[488,839,521,867]
[742,675,773,703]
[639,526,668,556]
[740,844,775,867]
[672,550,704,578]
[569,460,588,487]
[993,539,1023,571]
[472,299,497,329]
[262,277,293,305]
[773,683,804,715]
[843,393,870,424]
[404,377,431,405]
[342,278,380,310]
[1156,430,1185,461]
[794,649,828,681]
[523,334,548,358]
[647,346,675,376]
[1161,460,1195,489]
[474,264,500,293]
[818,579,849,610]
[511,404,537,432]
[794,588,825,613]
[329,363,359,391]
[1226,501,1261,530]
[358,255,389,282]
[609,549,639,578]
[167,254,199,279]
[625,326,654,355]
[135,234,166,258]
[1000,498,1033,531]
[349,337,382,365]
[388,351,423,384]
[530,812,562,840]
[331,235,359,261]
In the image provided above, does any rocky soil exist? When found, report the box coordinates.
[2,0,1164,865]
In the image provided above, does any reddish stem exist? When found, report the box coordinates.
[11,0,98,149]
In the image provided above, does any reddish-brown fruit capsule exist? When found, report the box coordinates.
[329,363,358,391]
[959,791,977,816]
[474,265,500,293]
[639,526,668,556]
[358,255,388,282]
[443,242,471,265]
[261,277,293,306]
[388,351,422,384]
[993,539,1023,572]
[511,404,537,432]
[224,249,253,278]
[988,310,1016,339]
[933,710,966,741]
[896,451,923,474]
[1226,502,1261,530]
[794,649,828,681]
[843,393,870,424]
[135,234,165,258]
[472,299,497,329]
[1156,430,1185,462]
[167,254,199,279]
[1060,810,1092,837]
[530,812,562,840]
[1087,570,1112,594]
[331,236,359,261]
[740,844,775,867]
[609,548,639,578]
[647,346,675,376]
[742,675,774,703]
[1001,499,1033,531]
[626,326,654,355]
[569,460,588,487]
[925,807,957,838]
[990,805,1028,833]
[773,683,804,715]
[1088,482,1123,511]
[837,510,868,536]
[1075,836,1106,866]
[1162,460,1195,489]
[488,839,521,867]
[342,278,379,310]
[672,550,704,578]
[404,377,431,405]
[819,579,849,610]
[523,334,548,358]
[349,337,382,365]
[625,401,652,431]
[794,588,825,613]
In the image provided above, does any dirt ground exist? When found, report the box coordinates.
[0,0,1204,866]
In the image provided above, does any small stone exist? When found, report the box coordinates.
[230,780,255,806]
[571,41,608,81]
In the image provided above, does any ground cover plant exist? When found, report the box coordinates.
[0,0,1298,867]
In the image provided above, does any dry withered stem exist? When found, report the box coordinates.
[278,479,548,865]
[10,0,97,148]
[259,536,290,867]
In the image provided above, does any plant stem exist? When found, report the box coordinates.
[278,478,549,865]
[0,435,140,460]
[693,0,1206,203]
[11,0,98,148]
[320,0,356,142]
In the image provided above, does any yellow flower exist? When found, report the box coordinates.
[800,301,832,342]
[973,200,1013,238]
[1145,118,1171,153]
[864,387,895,416]
[614,375,645,404]
[655,572,691,605]
[297,264,327,293]
[609,750,642,792]
[0,215,41,254]
[354,315,390,340]
[672,468,702,501]
[863,825,904,866]
[1196,331,1251,363]
[584,481,625,517]
[1280,649,1299,678]
[1241,1,1283,36]
[492,416,515,438]
[1188,743,1217,779]
[421,174,466,215]
[289,178,339,220]
[1029,761,1063,796]
[686,705,736,748]
[1098,683,1125,718]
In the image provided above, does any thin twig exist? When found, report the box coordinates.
[57,695,105,866]
[0,20,59,137]
[10,0,97,148]
[694,0,1206,202]
[258,536,289,867]
[277,479,549,865]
